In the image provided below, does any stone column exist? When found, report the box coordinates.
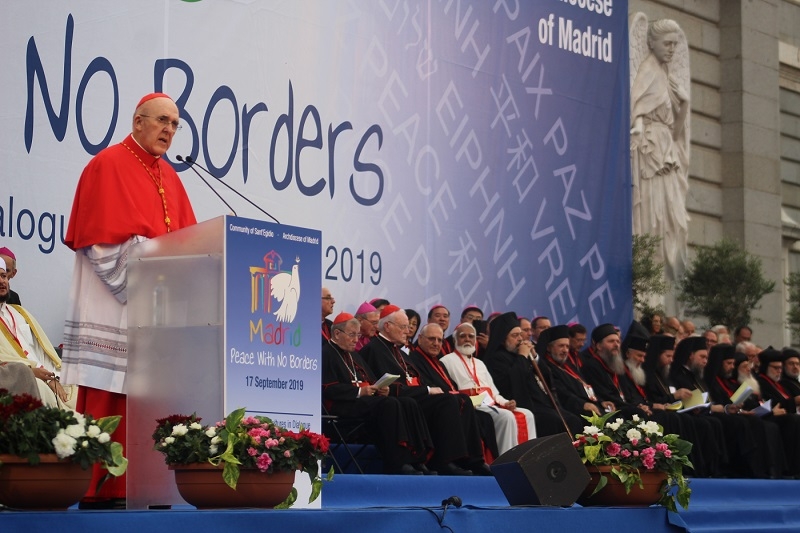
[720,0,783,342]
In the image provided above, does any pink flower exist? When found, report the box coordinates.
[284,450,291,458]
[664,450,672,458]
[247,446,258,456]
[633,450,639,457]
[256,453,273,472]
[645,437,651,443]
[642,447,656,457]
[655,443,669,452]
[621,449,631,458]
[605,442,621,456]
[643,455,656,470]
[630,438,639,446]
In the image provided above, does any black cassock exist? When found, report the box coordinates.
[483,347,583,436]
[755,373,800,477]
[670,364,772,478]
[360,335,479,469]
[322,340,432,472]
[406,346,498,460]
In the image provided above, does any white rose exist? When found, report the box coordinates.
[65,424,86,438]
[71,412,86,426]
[626,428,642,442]
[52,431,77,458]
[82,440,89,448]
[189,422,202,430]
[164,436,175,445]
[86,425,101,438]
[632,414,640,422]
[205,427,217,438]
[211,436,222,445]
[97,432,111,444]
[583,425,601,436]
[171,424,188,436]
[209,445,218,455]
[606,421,621,431]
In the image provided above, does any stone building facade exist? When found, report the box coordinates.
[630,0,800,346]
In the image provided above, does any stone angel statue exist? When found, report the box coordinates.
[630,14,691,284]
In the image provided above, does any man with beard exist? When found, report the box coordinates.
[580,324,648,418]
[0,264,72,407]
[441,322,536,455]
[640,334,722,478]
[322,312,433,475]
[751,347,800,478]
[542,325,616,417]
[672,337,771,478]
[737,341,761,374]
[407,323,494,474]
[483,312,582,436]
[781,348,800,398]
[447,306,488,356]
[360,305,480,475]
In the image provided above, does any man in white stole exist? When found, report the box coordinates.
[441,322,535,455]
[0,264,74,408]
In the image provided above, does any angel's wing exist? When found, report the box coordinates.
[629,12,649,91]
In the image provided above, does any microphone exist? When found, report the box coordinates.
[176,155,237,216]
[438,494,462,525]
[442,495,462,508]
[180,155,280,224]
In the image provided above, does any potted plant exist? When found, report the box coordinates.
[0,388,127,510]
[572,411,692,511]
[152,407,331,508]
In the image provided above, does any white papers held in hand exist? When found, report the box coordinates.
[373,373,400,389]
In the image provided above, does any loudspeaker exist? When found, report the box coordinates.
[490,432,590,506]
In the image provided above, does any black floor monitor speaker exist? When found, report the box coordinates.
[490,432,590,506]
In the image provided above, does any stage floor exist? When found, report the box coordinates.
[1,476,799,533]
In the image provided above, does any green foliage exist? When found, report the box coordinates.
[0,389,126,477]
[632,233,669,314]
[677,238,775,327]
[574,410,693,509]
[153,407,331,507]
[786,272,800,338]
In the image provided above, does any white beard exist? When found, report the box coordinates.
[625,359,647,386]
[737,373,760,395]
[457,344,476,357]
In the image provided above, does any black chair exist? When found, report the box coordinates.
[321,405,376,474]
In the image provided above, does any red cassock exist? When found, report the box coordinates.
[65,134,196,501]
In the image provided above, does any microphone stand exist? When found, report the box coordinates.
[176,155,237,216]
[180,155,280,224]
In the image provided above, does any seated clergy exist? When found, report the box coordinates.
[360,305,485,475]
[322,312,433,475]
[440,322,536,456]
[0,264,74,408]
[483,312,582,437]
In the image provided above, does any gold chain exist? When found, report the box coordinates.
[121,142,171,232]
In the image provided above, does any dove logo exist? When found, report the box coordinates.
[249,252,303,347]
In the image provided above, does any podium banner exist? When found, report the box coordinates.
[225,217,322,431]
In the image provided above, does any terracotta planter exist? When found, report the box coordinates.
[578,465,667,506]
[0,453,92,510]
[170,463,296,509]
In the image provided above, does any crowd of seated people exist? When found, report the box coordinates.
[322,290,800,478]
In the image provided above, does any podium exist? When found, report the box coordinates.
[125,215,322,509]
